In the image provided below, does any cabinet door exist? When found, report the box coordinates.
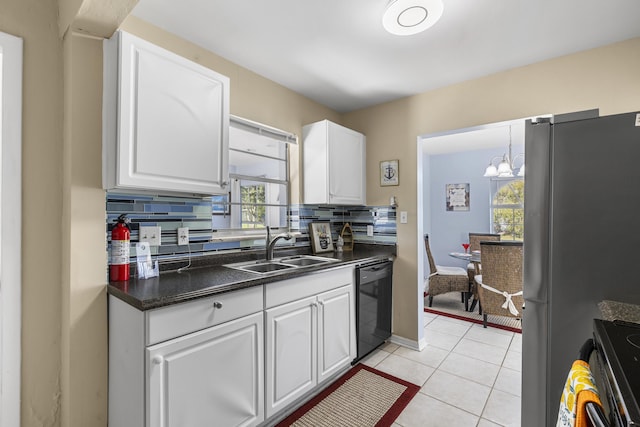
[328,122,365,205]
[317,285,354,384]
[147,312,263,427]
[265,296,317,418]
[107,31,229,195]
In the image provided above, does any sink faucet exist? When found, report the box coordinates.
[266,226,293,261]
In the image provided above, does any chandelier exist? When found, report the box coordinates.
[483,126,525,178]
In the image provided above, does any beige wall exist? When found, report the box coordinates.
[4,0,640,424]
[343,37,640,341]
[58,0,138,38]
[0,1,64,426]
[61,33,110,426]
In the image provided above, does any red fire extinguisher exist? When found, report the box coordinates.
[110,214,131,282]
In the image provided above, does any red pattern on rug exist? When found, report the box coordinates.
[424,307,522,334]
[275,364,420,427]
[423,291,521,333]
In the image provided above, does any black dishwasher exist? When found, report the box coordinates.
[353,260,393,363]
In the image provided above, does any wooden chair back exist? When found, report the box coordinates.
[478,241,524,318]
[423,234,437,273]
[469,232,501,252]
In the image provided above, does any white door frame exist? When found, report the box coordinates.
[0,31,23,427]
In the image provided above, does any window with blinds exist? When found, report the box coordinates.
[212,116,295,233]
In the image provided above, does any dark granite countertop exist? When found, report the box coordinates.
[599,300,640,324]
[107,244,396,311]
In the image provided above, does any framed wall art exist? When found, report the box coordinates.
[308,222,334,253]
[380,159,399,186]
[446,183,470,211]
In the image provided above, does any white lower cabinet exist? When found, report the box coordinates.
[108,285,264,427]
[265,296,317,417]
[265,268,355,418]
[109,266,356,427]
[147,312,263,427]
[317,286,353,383]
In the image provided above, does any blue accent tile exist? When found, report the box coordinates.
[108,192,396,264]
[144,204,193,213]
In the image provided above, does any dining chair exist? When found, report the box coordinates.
[467,233,501,311]
[424,234,470,310]
[474,241,523,328]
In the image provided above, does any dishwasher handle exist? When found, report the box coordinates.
[358,261,392,283]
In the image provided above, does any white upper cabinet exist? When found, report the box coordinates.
[303,120,366,205]
[103,31,230,195]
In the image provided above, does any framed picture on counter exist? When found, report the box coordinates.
[309,222,334,253]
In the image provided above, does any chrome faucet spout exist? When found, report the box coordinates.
[265,226,292,260]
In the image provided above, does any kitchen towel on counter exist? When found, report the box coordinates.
[556,359,603,427]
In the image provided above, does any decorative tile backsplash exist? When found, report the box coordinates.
[290,204,396,246]
[106,192,396,263]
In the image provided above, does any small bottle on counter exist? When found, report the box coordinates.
[336,235,344,253]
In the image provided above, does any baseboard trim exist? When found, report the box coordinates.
[389,334,427,351]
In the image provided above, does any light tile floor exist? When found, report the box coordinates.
[361,311,522,427]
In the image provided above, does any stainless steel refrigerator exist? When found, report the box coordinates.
[522,109,640,426]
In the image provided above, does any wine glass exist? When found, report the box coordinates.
[462,243,470,254]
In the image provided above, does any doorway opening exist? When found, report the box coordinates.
[415,118,526,339]
[0,31,23,427]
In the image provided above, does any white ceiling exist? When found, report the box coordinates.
[132,0,640,113]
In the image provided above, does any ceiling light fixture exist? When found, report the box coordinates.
[382,0,444,36]
[483,126,525,178]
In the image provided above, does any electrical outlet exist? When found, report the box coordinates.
[139,226,162,246]
[400,211,408,224]
[367,225,374,237]
[177,227,189,245]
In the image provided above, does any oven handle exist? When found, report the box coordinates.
[579,338,595,362]
[586,403,608,427]
[579,338,610,427]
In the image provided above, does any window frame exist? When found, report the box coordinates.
[490,177,524,241]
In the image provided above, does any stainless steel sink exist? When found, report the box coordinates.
[224,255,336,275]
[239,263,295,273]
[278,255,334,267]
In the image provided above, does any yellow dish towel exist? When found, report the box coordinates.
[556,360,603,427]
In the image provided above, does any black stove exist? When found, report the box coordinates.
[593,319,640,426]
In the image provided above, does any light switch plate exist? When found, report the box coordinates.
[139,226,162,246]
[400,211,408,224]
[367,225,374,236]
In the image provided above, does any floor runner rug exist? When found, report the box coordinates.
[424,292,522,333]
[275,364,420,427]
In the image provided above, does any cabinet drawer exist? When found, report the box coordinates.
[146,285,263,345]
[265,267,353,308]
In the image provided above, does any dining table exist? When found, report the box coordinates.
[448,251,481,312]
[448,251,481,263]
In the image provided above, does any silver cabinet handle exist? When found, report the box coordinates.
[213,301,223,309]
